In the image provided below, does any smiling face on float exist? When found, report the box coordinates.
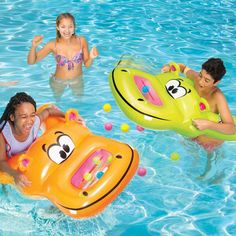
[110,65,204,130]
[19,121,137,217]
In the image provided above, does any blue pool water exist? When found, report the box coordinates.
[1,0,236,235]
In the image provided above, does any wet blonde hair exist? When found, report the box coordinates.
[56,13,76,40]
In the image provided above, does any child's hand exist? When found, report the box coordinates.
[192,119,212,131]
[90,46,99,59]
[13,172,31,188]
[161,64,171,73]
[32,35,44,47]
[77,116,86,127]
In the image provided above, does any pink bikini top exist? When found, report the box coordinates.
[55,38,83,70]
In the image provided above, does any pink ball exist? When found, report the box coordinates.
[136,125,144,132]
[104,122,113,131]
[137,167,147,176]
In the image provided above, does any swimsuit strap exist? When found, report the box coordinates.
[79,37,82,48]
[54,40,58,55]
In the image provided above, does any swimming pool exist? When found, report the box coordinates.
[0,0,236,235]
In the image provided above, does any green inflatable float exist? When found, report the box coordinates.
[109,58,236,140]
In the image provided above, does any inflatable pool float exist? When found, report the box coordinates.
[0,107,139,218]
[109,59,236,140]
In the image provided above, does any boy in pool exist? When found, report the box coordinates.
[0,92,83,188]
[161,58,236,151]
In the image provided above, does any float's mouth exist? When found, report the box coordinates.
[134,75,163,106]
[71,149,112,190]
[111,68,170,121]
[56,145,137,215]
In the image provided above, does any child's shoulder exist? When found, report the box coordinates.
[76,36,87,43]
[213,87,226,102]
[44,40,56,50]
[76,35,85,40]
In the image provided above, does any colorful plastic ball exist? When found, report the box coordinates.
[107,155,113,163]
[83,172,92,181]
[96,171,104,179]
[137,167,147,176]
[103,103,112,112]
[142,85,150,93]
[104,122,113,131]
[136,125,144,132]
[120,123,130,132]
[170,152,180,161]
[93,157,101,165]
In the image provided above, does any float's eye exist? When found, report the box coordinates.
[48,135,75,164]
[165,79,187,99]
[58,135,75,154]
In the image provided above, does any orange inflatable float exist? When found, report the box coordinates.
[0,107,139,218]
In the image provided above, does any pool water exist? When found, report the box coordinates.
[0,0,236,235]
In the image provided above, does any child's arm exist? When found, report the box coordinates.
[37,106,65,122]
[193,91,236,134]
[27,36,53,64]
[81,37,98,68]
[161,63,199,81]
[37,106,86,126]
[0,134,31,187]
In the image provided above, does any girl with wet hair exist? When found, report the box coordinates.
[27,13,99,100]
[0,92,65,188]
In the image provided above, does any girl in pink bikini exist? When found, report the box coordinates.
[27,13,99,100]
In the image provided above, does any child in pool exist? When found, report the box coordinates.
[27,13,99,100]
[162,58,236,151]
[0,92,83,188]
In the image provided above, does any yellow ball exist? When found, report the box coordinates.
[120,123,130,132]
[103,103,112,112]
[93,157,101,165]
[170,152,180,161]
[107,155,113,163]
[83,172,92,181]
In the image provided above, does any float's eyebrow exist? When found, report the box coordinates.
[42,144,47,152]
[42,131,64,152]
[55,131,64,135]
